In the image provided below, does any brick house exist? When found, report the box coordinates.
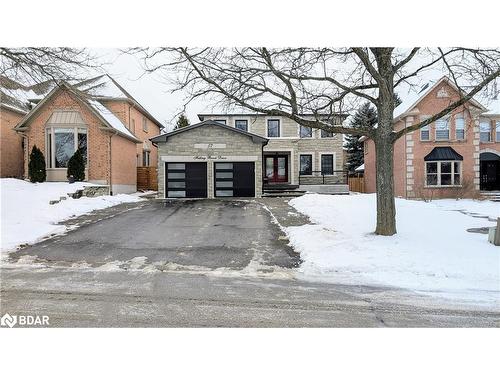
[1,75,163,193]
[153,113,346,198]
[362,76,500,199]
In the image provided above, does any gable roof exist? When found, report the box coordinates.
[73,75,164,129]
[394,76,488,121]
[0,76,56,114]
[14,82,140,143]
[150,120,269,144]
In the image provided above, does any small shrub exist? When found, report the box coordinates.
[67,149,86,181]
[28,145,46,183]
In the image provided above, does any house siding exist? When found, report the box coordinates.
[363,79,500,199]
[157,124,264,198]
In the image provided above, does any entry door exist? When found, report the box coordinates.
[265,156,288,183]
[166,162,207,198]
[215,162,255,197]
[480,161,500,191]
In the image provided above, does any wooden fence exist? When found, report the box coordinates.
[137,166,158,191]
[348,176,365,193]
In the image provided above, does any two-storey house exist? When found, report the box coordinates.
[152,113,346,199]
[1,74,163,193]
[362,76,500,199]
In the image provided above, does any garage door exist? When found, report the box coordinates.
[165,162,207,198]
[214,162,255,197]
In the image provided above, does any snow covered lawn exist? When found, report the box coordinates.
[286,194,500,303]
[0,178,143,253]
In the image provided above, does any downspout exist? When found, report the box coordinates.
[404,119,408,199]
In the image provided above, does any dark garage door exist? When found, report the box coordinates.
[214,162,255,197]
[166,162,207,198]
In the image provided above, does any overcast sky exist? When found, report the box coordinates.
[97,49,210,130]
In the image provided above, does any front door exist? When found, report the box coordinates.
[265,155,288,183]
[480,160,500,191]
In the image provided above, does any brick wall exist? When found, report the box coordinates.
[0,107,24,177]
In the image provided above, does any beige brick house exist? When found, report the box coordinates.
[362,76,500,199]
[1,75,163,193]
[153,113,346,198]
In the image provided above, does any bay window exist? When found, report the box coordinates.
[435,118,449,140]
[480,121,491,142]
[46,127,87,168]
[425,161,461,187]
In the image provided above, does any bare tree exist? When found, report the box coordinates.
[133,47,500,235]
[0,47,99,85]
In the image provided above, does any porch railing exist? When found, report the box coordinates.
[299,170,348,185]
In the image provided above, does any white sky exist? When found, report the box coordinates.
[97,49,210,130]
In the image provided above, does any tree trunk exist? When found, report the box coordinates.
[374,136,397,235]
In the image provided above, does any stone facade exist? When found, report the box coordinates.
[363,78,500,199]
[199,114,344,185]
[0,107,24,177]
[156,123,265,198]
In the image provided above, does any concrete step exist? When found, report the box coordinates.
[262,191,306,198]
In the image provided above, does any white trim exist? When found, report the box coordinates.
[480,149,500,157]
[298,152,315,176]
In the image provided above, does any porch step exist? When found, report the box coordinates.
[262,184,305,198]
[481,191,500,202]
[263,184,299,190]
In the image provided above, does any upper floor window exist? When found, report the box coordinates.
[299,125,312,138]
[142,116,148,132]
[420,124,430,141]
[455,117,465,140]
[496,121,500,142]
[480,121,491,142]
[321,129,334,138]
[267,119,280,137]
[234,119,248,132]
[214,119,226,125]
[435,118,449,140]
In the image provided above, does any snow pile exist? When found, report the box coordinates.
[0,178,143,252]
[286,194,500,300]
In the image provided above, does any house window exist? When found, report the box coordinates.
[299,154,312,175]
[496,121,500,142]
[455,117,465,140]
[214,119,227,125]
[480,121,491,142]
[420,124,430,141]
[142,151,151,167]
[425,161,461,186]
[267,119,280,137]
[235,119,248,132]
[142,116,148,132]
[435,118,449,140]
[299,125,312,138]
[321,154,334,175]
[321,129,334,138]
[46,127,87,168]
[131,119,136,133]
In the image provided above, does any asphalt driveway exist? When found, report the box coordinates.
[8,199,301,272]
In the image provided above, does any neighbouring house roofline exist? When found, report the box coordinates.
[13,82,141,143]
[197,112,349,121]
[0,102,28,116]
[150,120,269,145]
[394,76,488,123]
